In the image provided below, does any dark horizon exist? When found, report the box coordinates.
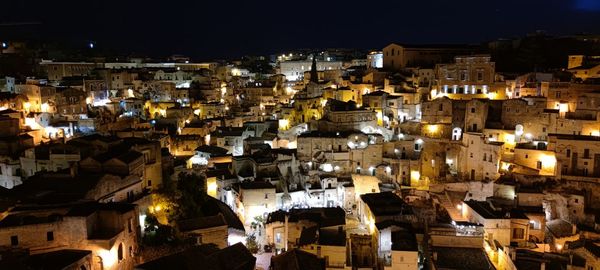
[1,0,600,60]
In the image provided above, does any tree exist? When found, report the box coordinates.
[245,234,259,254]
[142,214,177,246]
[250,216,265,231]
[172,172,208,221]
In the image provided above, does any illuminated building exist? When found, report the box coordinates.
[433,55,500,100]
[278,59,343,82]
[383,43,479,70]
[0,202,140,270]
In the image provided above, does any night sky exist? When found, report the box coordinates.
[1,0,599,59]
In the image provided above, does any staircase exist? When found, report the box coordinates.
[438,191,468,222]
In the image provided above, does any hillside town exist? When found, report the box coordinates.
[1,33,600,270]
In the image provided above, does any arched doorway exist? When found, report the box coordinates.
[452,128,462,141]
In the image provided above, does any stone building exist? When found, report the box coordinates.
[316,99,377,132]
[0,202,140,270]
[383,43,479,70]
[462,200,531,247]
[549,134,600,179]
[433,55,497,99]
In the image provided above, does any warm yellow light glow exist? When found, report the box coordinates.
[320,99,327,107]
[23,102,31,112]
[556,243,563,251]
[194,109,201,115]
[558,103,568,113]
[500,162,511,171]
[85,97,92,105]
[278,119,290,130]
[592,130,600,137]
[98,249,116,268]
[431,89,438,98]
[427,125,439,133]
[410,171,420,182]
[207,178,218,198]
[486,92,497,99]
[25,117,42,129]
[204,134,211,145]
[540,154,556,170]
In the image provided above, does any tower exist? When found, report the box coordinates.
[310,54,319,83]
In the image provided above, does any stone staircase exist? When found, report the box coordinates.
[438,191,468,222]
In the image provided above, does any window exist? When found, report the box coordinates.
[47,231,54,241]
[264,194,269,199]
[483,153,487,161]
[566,149,571,158]
[10,235,18,246]
[147,180,152,187]
[471,108,475,113]
[477,71,483,81]
[414,144,421,151]
[537,161,542,170]
[584,149,590,158]
[118,243,124,261]
[512,228,524,239]
[128,218,133,233]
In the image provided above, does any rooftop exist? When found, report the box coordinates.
[136,243,255,270]
[433,247,493,270]
[464,200,529,220]
[360,192,410,217]
[546,219,576,238]
[271,249,325,270]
